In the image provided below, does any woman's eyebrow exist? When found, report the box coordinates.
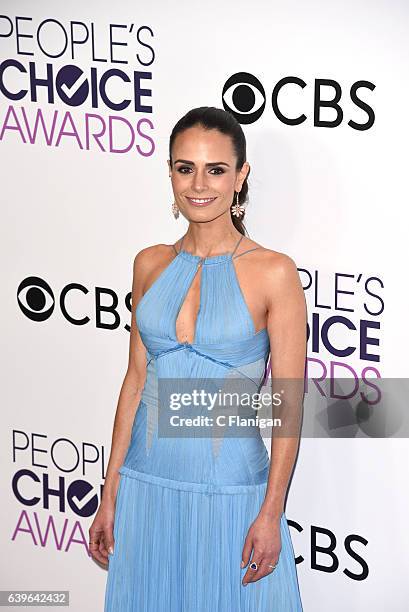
[173,159,230,167]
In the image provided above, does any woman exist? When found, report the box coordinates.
[90,106,306,610]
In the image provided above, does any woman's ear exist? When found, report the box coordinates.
[236,161,250,190]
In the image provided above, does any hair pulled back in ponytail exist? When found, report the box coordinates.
[168,107,250,236]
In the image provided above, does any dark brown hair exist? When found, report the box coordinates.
[169,107,250,236]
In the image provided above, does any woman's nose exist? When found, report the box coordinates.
[192,169,208,192]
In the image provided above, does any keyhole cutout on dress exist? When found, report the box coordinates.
[175,261,203,344]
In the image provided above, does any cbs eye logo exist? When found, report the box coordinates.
[222,71,375,129]
[222,72,266,125]
[17,276,55,322]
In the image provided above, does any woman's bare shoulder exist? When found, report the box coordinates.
[132,241,177,281]
[238,237,296,268]
[238,238,301,298]
[134,241,175,262]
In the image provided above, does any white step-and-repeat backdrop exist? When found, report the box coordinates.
[2,1,408,610]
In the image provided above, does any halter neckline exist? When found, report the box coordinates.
[176,233,244,265]
[178,250,231,265]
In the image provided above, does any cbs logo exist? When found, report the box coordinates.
[17,276,130,330]
[222,71,375,130]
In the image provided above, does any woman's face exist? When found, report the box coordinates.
[168,125,249,222]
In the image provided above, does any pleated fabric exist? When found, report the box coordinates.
[104,246,303,611]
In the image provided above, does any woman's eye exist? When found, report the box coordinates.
[210,167,225,174]
[176,166,225,175]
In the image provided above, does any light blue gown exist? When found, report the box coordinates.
[104,234,303,611]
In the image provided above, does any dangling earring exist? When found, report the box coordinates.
[172,200,179,219]
[231,191,246,218]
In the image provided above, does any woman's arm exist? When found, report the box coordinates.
[241,253,307,585]
[89,248,152,565]
[101,250,151,504]
[260,254,307,518]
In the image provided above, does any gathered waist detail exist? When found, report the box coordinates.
[119,465,268,495]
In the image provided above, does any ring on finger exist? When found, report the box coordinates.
[249,561,259,571]
[267,563,278,570]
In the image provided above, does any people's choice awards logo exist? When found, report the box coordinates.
[0,15,155,155]
[222,71,375,129]
[11,430,105,557]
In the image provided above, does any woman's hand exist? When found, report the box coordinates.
[88,500,116,566]
[241,511,282,586]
